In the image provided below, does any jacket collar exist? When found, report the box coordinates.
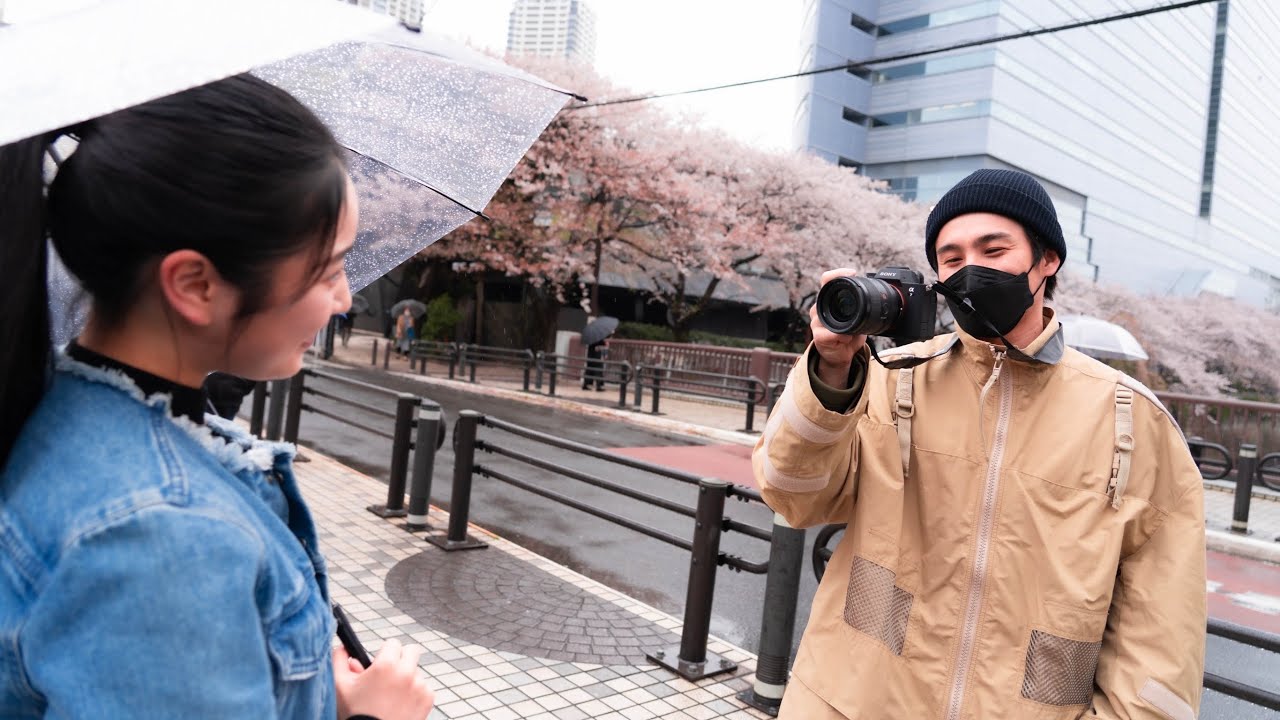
[955,307,1064,368]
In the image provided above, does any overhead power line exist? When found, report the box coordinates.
[572,0,1218,110]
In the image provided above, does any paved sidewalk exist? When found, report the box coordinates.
[305,447,769,720]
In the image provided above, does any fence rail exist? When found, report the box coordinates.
[535,353,633,408]
[633,365,766,432]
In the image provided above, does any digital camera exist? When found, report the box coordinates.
[816,266,936,341]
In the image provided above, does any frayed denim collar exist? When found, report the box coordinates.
[54,352,294,475]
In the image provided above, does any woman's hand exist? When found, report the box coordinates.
[334,639,434,720]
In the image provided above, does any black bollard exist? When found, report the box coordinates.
[404,406,442,532]
[426,411,487,551]
[249,382,268,437]
[367,394,418,518]
[647,479,736,681]
[1233,443,1258,534]
[283,372,306,444]
[265,379,288,441]
[739,513,806,716]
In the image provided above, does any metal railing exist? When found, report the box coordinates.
[633,365,766,433]
[1160,392,1280,463]
[457,345,536,389]
[270,368,445,528]
[408,340,461,379]
[435,410,803,706]
[534,352,634,408]
[810,523,1280,712]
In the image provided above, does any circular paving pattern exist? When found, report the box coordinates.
[385,548,682,665]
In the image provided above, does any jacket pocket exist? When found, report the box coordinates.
[265,580,331,682]
[843,555,913,655]
[1018,604,1106,707]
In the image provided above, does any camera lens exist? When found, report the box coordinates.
[816,276,903,336]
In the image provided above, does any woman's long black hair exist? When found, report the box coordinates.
[0,74,348,465]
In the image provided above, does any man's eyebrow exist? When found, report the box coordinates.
[936,232,1013,257]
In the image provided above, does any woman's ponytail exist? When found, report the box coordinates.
[0,135,53,466]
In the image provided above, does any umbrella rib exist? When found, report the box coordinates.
[343,142,490,220]
[369,40,588,102]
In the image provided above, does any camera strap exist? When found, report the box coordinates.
[866,339,954,370]
[930,282,1038,364]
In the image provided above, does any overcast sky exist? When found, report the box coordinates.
[420,0,806,151]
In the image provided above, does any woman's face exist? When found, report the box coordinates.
[225,180,357,380]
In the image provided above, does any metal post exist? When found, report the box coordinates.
[283,372,306,444]
[448,344,458,379]
[634,365,644,409]
[404,406,442,531]
[418,348,427,376]
[371,339,378,366]
[522,351,532,392]
[383,341,391,370]
[249,382,268,437]
[265,379,288,441]
[535,352,545,391]
[548,361,558,396]
[367,394,418,518]
[1233,443,1258,534]
[647,479,735,681]
[426,411,488,551]
[468,347,477,383]
[650,373,661,415]
[743,379,759,433]
[618,363,630,408]
[738,513,806,715]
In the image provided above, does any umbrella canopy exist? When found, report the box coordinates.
[390,299,428,319]
[1059,314,1149,361]
[6,0,577,343]
[581,316,620,346]
[349,295,371,316]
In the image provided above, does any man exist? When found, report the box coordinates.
[756,169,1206,720]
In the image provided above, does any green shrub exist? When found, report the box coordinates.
[421,295,463,342]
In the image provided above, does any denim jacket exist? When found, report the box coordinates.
[0,355,336,719]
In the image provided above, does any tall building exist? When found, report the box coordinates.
[506,0,597,66]
[795,0,1280,307]
[342,0,424,30]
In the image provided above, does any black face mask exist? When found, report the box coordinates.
[938,263,1046,339]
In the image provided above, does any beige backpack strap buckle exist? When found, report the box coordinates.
[1110,386,1135,509]
[895,368,915,478]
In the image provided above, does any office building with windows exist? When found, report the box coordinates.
[506,0,597,66]
[795,0,1280,306]
[342,0,424,30]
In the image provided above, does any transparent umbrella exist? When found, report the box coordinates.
[3,0,579,343]
[1059,314,1149,361]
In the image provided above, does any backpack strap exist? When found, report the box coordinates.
[895,367,915,478]
[1110,385,1135,509]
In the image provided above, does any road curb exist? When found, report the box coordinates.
[319,358,761,448]
[1207,529,1280,564]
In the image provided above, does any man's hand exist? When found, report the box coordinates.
[810,268,868,388]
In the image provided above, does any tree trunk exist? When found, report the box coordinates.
[589,238,603,315]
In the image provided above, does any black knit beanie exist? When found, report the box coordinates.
[924,169,1066,271]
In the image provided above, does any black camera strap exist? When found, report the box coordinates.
[867,340,953,370]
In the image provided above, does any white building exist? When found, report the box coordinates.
[795,0,1280,308]
[342,0,423,30]
[506,0,596,66]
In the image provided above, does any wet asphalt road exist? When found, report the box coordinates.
[277,363,1279,719]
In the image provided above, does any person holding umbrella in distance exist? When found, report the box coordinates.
[0,78,433,719]
[580,315,619,391]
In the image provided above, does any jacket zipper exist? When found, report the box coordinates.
[944,350,1012,720]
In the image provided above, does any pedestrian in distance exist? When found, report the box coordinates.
[0,74,433,720]
[757,169,1206,719]
[395,305,414,357]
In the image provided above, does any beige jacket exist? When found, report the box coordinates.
[755,312,1206,720]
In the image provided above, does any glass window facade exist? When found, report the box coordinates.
[877,1,999,36]
[872,50,995,84]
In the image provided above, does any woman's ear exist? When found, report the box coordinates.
[156,250,233,328]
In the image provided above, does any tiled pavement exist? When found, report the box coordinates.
[303,448,770,720]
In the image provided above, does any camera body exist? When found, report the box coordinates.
[816,266,936,341]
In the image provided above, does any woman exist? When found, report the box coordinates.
[394,306,414,356]
[0,75,432,719]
